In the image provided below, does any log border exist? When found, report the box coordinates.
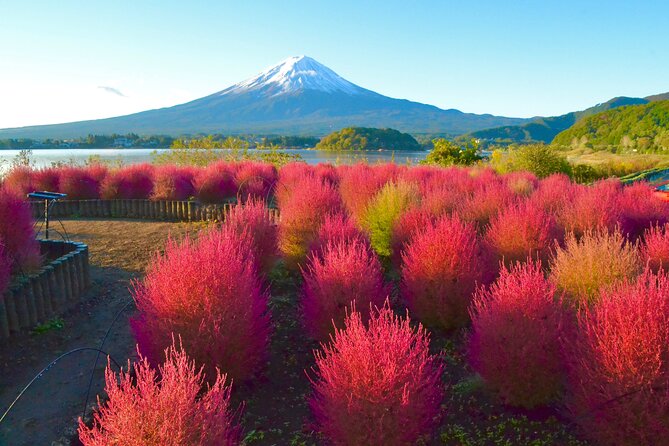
[0,240,91,341]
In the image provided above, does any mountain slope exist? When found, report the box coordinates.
[468,96,652,145]
[0,56,527,139]
[552,100,669,151]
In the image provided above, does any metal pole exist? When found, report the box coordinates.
[44,199,49,240]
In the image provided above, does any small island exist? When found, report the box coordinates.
[314,127,422,151]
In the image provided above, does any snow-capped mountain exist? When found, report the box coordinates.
[0,56,528,138]
[222,56,365,97]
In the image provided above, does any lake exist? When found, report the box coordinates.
[0,148,429,171]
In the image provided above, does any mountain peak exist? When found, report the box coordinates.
[221,55,364,97]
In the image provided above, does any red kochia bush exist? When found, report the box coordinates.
[310,304,443,445]
[457,182,516,228]
[390,207,436,267]
[58,166,106,199]
[193,161,236,203]
[2,166,33,195]
[486,201,563,266]
[301,240,387,340]
[79,342,242,446]
[558,179,622,237]
[152,165,195,200]
[307,213,370,261]
[401,215,488,330]
[0,189,41,273]
[338,164,390,224]
[642,223,669,273]
[618,182,669,240]
[223,199,278,274]
[469,261,567,408]
[101,164,154,199]
[566,270,669,446]
[32,167,60,192]
[131,227,271,381]
[278,176,343,267]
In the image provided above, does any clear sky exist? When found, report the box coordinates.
[1,0,668,129]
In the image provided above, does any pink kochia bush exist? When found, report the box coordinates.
[151,165,195,200]
[193,161,236,203]
[58,166,106,199]
[0,189,41,273]
[131,227,271,381]
[558,180,622,237]
[278,176,343,267]
[78,342,242,446]
[390,208,436,267]
[234,161,277,202]
[401,215,488,330]
[310,304,443,445]
[32,167,60,192]
[101,164,154,199]
[642,223,669,273]
[469,261,567,408]
[301,239,387,340]
[566,270,669,446]
[618,182,669,239]
[2,166,34,195]
[223,199,278,274]
[486,201,563,266]
[307,213,370,261]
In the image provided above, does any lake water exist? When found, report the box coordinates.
[0,148,429,171]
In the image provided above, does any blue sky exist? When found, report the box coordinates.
[1,0,668,128]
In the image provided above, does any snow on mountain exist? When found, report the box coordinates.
[221,55,365,97]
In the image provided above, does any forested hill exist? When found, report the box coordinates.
[467,95,664,146]
[552,100,669,152]
[314,127,421,151]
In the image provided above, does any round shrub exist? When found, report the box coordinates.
[32,167,60,192]
[390,207,436,268]
[310,304,443,445]
[131,227,271,381]
[642,223,669,273]
[59,166,105,199]
[486,201,563,266]
[362,181,420,258]
[301,239,387,341]
[152,165,195,201]
[550,229,641,307]
[234,161,277,202]
[0,189,41,273]
[558,180,622,237]
[2,166,34,195]
[401,215,489,330]
[338,164,391,225]
[618,182,669,240]
[193,161,236,203]
[529,173,575,214]
[308,213,370,261]
[79,342,242,446]
[565,270,669,446]
[101,164,154,199]
[278,176,343,267]
[457,182,516,229]
[223,199,278,275]
[469,260,567,408]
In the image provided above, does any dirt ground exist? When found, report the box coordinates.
[0,219,197,446]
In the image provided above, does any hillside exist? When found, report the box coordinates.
[314,127,421,151]
[468,96,652,146]
[0,56,527,139]
[552,100,669,152]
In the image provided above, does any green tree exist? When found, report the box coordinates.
[421,138,482,166]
